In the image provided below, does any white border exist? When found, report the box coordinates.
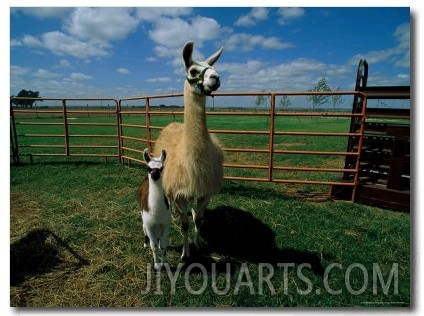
[3,1,421,316]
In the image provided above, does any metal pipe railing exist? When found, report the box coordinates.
[11,92,367,202]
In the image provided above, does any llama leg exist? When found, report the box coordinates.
[192,197,210,249]
[160,226,170,267]
[142,224,150,248]
[175,198,190,259]
[150,237,161,270]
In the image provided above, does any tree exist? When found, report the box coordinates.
[255,90,269,109]
[11,89,42,108]
[307,78,331,111]
[279,95,291,110]
[331,87,344,112]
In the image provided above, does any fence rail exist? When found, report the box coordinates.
[11,91,367,201]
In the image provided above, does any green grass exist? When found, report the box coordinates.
[10,162,410,307]
[10,110,410,307]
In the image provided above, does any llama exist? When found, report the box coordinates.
[137,148,170,270]
[154,41,224,259]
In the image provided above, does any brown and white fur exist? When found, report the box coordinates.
[154,41,224,259]
[137,149,170,270]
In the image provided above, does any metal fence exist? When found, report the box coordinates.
[10,98,120,164]
[10,91,367,201]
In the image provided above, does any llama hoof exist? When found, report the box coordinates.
[181,245,190,259]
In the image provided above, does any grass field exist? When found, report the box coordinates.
[10,110,410,307]
[10,162,410,307]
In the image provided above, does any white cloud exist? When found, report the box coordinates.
[116,68,130,74]
[349,49,394,66]
[192,16,223,44]
[277,8,305,24]
[148,15,223,69]
[393,23,410,68]
[135,7,192,22]
[70,72,93,80]
[33,79,106,98]
[219,58,348,92]
[64,8,139,42]
[146,77,172,83]
[12,7,72,19]
[149,16,222,51]
[348,23,410,68]
[34,68,59,79]
[235,8,269,26]
[21,34,44,48]
[42,31,110,59]
[397,74,409,79]
[15,8,142,59]
[367,72,410,87]
[58,59,71,68]
[10,39,22,47]
[10,65,31,77]
[149,18,193,52]
[225,33,292,52]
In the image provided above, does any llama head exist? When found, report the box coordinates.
[183,41,224,95]
[143,149,166,181]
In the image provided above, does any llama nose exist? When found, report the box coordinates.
[150,169,161,181]
[210,76,220,90]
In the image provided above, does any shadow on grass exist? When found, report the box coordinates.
[178,206,325,276]
[10,228,89,287]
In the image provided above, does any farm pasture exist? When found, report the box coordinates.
[10,111,410,307]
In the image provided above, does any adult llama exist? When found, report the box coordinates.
[154,41,224,259]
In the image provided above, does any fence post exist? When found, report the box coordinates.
[351,93,367,202]
[10,100,20,165]
[116,99,123,163]
[62,99,70,156]
[267,93,276,182]
[145,98,152,153]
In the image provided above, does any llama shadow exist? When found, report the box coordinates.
[181,206,325,276]
[10,228,89,287]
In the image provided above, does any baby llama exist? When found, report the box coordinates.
[154,41,224,259]
[137,148,170,270]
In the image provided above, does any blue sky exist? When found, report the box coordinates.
[10,7,410,101]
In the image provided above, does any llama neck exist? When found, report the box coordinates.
[183,82,210,151]
[148,177,165,204]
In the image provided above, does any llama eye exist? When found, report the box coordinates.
[190,68,198,77]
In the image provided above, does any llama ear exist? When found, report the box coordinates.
[182,41,194,70]
[160,149,167,163]
[143,148,150,163]
[205,46,224,66]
